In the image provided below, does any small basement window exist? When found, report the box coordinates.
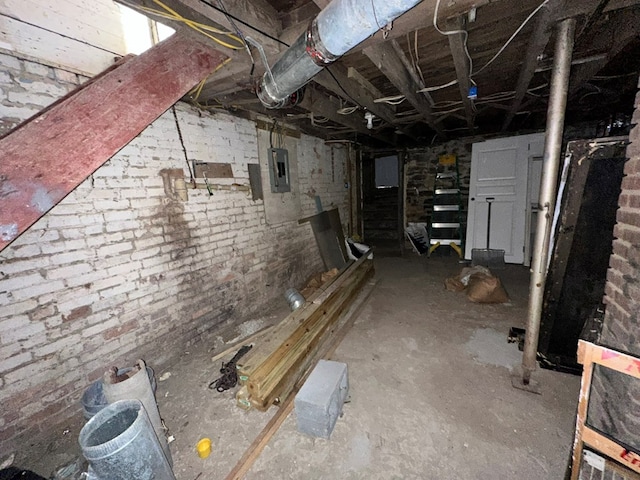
[268,148,291,193]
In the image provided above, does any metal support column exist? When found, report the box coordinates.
[515,17,576,392]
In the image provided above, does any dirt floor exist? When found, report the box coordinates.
[13,252,581,479]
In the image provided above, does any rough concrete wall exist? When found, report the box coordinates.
[588,78,640,454]
[0,53,348,452]
[404,139,472,225]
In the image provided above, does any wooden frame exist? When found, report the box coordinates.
[571,340,640,478]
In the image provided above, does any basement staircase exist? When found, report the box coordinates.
[363,187,400,243]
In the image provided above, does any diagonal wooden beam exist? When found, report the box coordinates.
[501,0,560,132]
[363,40,445,138]
[568,7,640,96]
[446,17,475,132]
[0,32,228,252]
[114,0,247,89]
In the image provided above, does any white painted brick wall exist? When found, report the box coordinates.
[0,53,348,452]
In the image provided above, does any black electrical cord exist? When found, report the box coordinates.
[216,0,256,76]
[326,67,363,109]
[197,0,290,47]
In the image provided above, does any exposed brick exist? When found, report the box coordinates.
[61,305,92,323]
[0,52,338,454]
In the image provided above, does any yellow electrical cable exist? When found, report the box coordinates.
[150,0,244,50]
[188,57,232,102]
[120,0,244,50]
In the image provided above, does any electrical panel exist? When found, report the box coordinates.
[268,147,290,193]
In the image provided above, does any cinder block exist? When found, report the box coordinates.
[295,360,348,439]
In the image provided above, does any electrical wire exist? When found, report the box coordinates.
[593,72,640,80]
[216,0,256,73]
[472,0,550,77]
[417,79,459,93]
[171,106,196,183]
[374,94,406,105]
[337,106,359,115]
[119,0,244,50]
[198,0,290,47]
[433,0,476,86]
[326,67,363,109]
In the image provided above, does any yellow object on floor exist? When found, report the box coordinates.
[196,438,212,459]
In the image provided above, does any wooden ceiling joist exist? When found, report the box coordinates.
[446,17,475,132]
[568,7,640,96]
[298,88,395,145]
[363,40,445,138]
[313,66,417,140]
[501,1,559,132]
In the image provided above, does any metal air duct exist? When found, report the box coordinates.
[257,0,422,108]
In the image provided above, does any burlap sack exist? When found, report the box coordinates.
[466,273,509,304]
[444,276,466,292]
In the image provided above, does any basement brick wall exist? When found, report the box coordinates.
[404,139,472,224]
[587,77,640,455]
[0,53,348,453]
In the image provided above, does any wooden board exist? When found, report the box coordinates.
[193,162,234,179]
[237,251,373,411]
[227,277,378,480]
[0,32,228,252]
[571,340,640,479]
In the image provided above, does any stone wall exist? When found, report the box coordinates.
[0,52,349,453]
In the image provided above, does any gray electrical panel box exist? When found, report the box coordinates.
[268,147,290,193]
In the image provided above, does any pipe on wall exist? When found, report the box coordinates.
[520,17,576,386]
[257,0,422,108]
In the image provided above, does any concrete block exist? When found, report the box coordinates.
[295,360,349,439]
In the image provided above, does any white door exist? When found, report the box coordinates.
[465,133,545,264]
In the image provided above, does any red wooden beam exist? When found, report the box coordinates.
[0,32,228,251]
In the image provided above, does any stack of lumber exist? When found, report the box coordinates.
[236,252,374,411]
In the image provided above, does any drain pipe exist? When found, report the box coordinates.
[519,18,576,389]
[257,0,422,108]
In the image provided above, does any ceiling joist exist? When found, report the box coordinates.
[363,40,445,138]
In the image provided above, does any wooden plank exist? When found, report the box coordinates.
[210,326,274,363]
[268,269,375,409]
[582,428,640,475]
[568,8,640,96]
[501,0,558,131]
[572,340,640,479]
[243,255,368,384]
[0,15,121,75]
[297,88,395,145]
[193,162,234,179]
[0,32,228,252]
[312,65,419,139]
[248,262,373,410]
[0,0,126,56]
[363,40,444,137]
[446,16,475,132]
[225,277,378,480]
[571,343,594,480]
[255,119,301,138]
[347,67,385,100]
[237,263,348,375]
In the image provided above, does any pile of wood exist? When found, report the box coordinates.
[236,253,374,411]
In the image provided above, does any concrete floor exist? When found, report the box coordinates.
[16,253,581,479]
